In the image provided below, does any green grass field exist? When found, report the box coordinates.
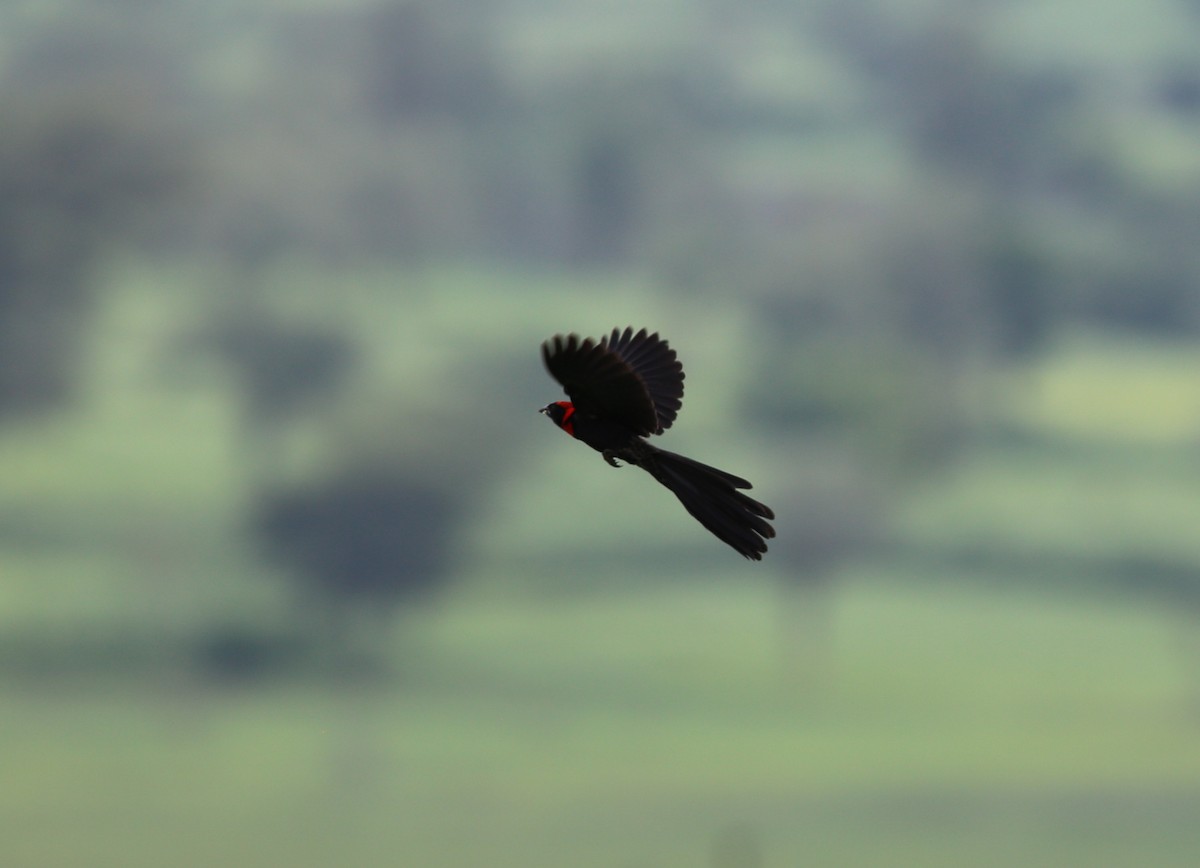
[4,272,1200,866]
[3,580,1198,867]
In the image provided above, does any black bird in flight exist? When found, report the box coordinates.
[540,327,775,560]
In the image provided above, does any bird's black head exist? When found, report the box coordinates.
[540,400,576,435]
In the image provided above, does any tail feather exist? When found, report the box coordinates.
[643,447,775,560]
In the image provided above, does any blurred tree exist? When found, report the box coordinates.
[213,319,356,432]
[749,313,968,477]
[1157,60,1200,116]
[181,304,358,479]
[0,5,194,418]
[360,0,501,123]
[254,469,460,666]
[980,217,1054,360]
[0,87,185,419]
[572,129,641,264]
[1088,193,1200,334]
[770,454,885,683]
[832,8,1079,194]
[881,18,1075,359]
[499,65,701,267]
[820,5,1074,354]
[244,338,530,669]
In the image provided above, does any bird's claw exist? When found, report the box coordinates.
[602,450,622,468]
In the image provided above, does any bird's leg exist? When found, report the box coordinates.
[602,450,623,468]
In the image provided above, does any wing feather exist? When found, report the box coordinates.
[542,327,685,435]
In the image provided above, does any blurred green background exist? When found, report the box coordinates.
[5,0,1200,865]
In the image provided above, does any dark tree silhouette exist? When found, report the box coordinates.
[210,319,355,429]
[0,90,184,419]
[253,470,461,666]
[179,307,357,479]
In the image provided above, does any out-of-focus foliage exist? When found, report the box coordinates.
[3,0,1199,663]
[0,82,185,417]
[6,0,1200,864]
[253,468,460,664]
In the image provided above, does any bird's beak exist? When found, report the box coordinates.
[538,407,547,415]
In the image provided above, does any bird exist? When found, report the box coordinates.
[540,326,775,560]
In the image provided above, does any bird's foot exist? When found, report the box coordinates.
[602,450,623,468]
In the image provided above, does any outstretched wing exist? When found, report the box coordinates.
[542,327,685,436]
[601,327,684,432]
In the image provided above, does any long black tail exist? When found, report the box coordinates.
[641,446,775,560]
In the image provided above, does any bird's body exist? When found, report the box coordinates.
[540,327,775,560]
